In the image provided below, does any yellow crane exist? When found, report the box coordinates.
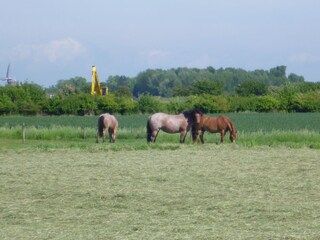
[91,66,108,95]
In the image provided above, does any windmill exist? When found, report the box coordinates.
[0,64,17,85]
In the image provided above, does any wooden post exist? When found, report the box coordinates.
[22,123,26,143]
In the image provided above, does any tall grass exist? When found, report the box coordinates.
[1,113,320,132]
[0,115,149,129]
[237,130,320,149]
[0,113,319,149]
[1,126,319,150]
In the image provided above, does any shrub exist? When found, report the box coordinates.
[138,94,165,113]
[18,100,40,115]
[230,96,257,112]
[166,98,189,114]
[291,92,320,112]
[95,94,119,114]
[186,94,216,113]
[255,96,280,112]
[213,96,230,113]
[117,97,139,115]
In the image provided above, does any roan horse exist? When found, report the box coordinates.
[147,109,203,143]
[192,115,237,144]
[97,113,118,143]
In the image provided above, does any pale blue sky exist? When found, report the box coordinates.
[1,0,319,86]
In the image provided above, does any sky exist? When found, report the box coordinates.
[1,0,319,87]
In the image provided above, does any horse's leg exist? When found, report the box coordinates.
[220,130,225,143]
[111,128,117,143]
[150,130,159,142]
[108,129,112,143]
[193,130,199,144]
[103,128,107,143]
[200,130,205,144]
[180,130,187,143]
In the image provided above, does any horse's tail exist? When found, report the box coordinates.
[98,115,105,137]
[146,117,152,142]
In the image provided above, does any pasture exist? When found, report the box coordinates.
[1,146,320,239]
[0,112,319,149]
[1,113,320,239]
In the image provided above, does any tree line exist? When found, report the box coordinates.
[0,66,319,115]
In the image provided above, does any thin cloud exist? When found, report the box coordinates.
[147,50,170,58]
[289,53,320,64]
[139,49,171,68]
[11,38,86,63]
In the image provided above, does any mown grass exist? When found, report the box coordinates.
[1,113,319,239]
[1,146,320,239]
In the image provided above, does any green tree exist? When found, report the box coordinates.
[270,66,286,78]
[107,75,136,93]
[115,86,132,98]
[0,95,17,114]
[173,86,191,97]
[236,80,267,96]
[288,73,304,83]
[20,83,46,104]
[133,70,161,96]
[191,80,223,95]
[269,66,288,86]
[54,77,90,96]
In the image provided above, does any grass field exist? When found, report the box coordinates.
[1,113,320,239]
[0,113,320,149]
[1,112,320,132]
[1,146,320,239]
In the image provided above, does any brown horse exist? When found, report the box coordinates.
[192,115,237,144]
[96,113,118,143]
[147,109,203,143]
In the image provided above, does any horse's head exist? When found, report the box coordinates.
[182,109,203,125]
[194,111,202,125]
[230,129,237,143]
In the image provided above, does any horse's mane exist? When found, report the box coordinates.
[181,108,203,124]
[181,108,203,117]
[222,116,236,139]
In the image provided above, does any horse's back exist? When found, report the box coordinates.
[149,112,186,133]
[199,116,218,132]
[217,116,233,127]
[148,113,165,129]
[100,113,118,129]
[198,115,231,132]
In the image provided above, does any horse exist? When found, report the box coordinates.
[147,109,203,143]
[192,115,237,144]
[96,113,119,143]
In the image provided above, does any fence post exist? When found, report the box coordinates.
[22,123,26,143]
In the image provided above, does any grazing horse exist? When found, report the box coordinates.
[192,115,237,144]
[147,109,203,143]
[96,113,118,143]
